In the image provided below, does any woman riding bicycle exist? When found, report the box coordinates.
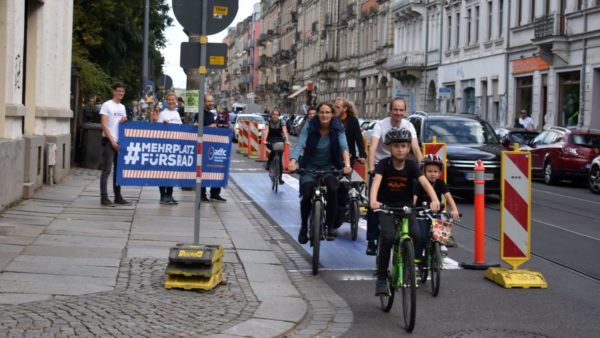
[369,128,440,296]
[288,102,352,243]
[264,109,289,185]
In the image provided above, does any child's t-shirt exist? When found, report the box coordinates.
[375,157,422,207]
[414,178,449,206]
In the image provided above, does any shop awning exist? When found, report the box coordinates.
[287,86,307,99]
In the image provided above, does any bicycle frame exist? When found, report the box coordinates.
[390,215,412,289]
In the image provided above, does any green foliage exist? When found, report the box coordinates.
[73,0,173,102]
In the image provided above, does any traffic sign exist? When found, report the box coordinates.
[180,42,228,69]
[422,138,447,182]
[172,0,238,35]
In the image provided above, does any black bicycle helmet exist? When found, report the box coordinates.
[422,154,444,169]
[384,127,412,145]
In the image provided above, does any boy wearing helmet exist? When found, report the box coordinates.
[413,154,460,257]
[370,128,440,296]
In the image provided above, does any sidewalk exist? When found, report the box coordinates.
[0,168,351,337]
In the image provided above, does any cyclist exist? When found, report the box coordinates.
[369,128,440,296]
[334,97,367,229]
[288,102,353,243]
[264,109,289,185]
[413,154,460,257]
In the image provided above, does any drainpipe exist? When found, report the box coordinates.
[503,0,512,128]
[439,3,444,113]
[579,1,588,128]
[423,4,430,112]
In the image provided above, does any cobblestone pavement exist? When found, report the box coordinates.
[0,258,258,337]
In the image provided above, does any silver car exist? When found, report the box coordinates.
[589,155,600,194]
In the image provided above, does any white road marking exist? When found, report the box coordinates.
[533,188,600,205]
[533,219,600,241]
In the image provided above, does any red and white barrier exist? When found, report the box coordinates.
[247,121,260,159]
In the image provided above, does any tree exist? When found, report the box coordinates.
[72,0,172,103]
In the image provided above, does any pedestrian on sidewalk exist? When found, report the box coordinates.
[158,92,182,205]
[198,94,227,202]
[99,82,132,206]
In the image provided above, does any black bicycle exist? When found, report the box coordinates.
[267,141,285,193]
[296,168,343,275]
[339,176,366,241]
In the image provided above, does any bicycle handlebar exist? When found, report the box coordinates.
[294,168,344,176]
[373,205,414,215]
[417,208,462,219]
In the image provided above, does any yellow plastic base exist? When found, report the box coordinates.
[165,259,223,278]
[484,267,548,289]
[164,271,223,290]
[169,244,224,265]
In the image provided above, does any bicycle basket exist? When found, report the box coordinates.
[431,219,452,244]
[272,142,285,152]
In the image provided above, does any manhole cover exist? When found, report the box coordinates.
[445,329,551,338]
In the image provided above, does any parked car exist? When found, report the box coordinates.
[233,114,265,143]
[407,113,503,197]
[361,120,377,144]
[523,127,600,184]
[292,116,305,135]
[495,127,539,150]
[589,155,600,194]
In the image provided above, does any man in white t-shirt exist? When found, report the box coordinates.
[99,82,131,206]
[518,109,535,130]
[157,92,183,205]
[365,97,423,255]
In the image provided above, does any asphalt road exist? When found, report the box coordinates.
[229,143,600,337]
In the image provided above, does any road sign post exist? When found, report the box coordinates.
[166,0,238,291]
[485,144,547,288]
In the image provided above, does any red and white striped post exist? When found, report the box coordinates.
[461,160,499,270]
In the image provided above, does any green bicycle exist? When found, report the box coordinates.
[374,205,417,333]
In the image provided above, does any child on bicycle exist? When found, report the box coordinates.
[413,154,460,258]
[370,128,440,296]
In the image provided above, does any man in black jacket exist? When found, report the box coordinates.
[333,97,367,229]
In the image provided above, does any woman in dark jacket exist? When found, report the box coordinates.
[288,102,352,243]
[333,97,367,228]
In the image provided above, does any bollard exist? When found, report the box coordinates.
[283,143,290,171]
[258,136,267,161]
[460,159,499,270]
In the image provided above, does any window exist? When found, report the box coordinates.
[475,6,480,43]
[447,15,452,49]
[456,12,460,47]
[499,0,504,37]
[467,9,472,45]
[488,1,493,40]
[531,0,536,23]
[517,0,522,26]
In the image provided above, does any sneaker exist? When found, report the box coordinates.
[114,197,131,205]
[326,227,336,241]
[101,198,115,207]
[440,245,448,255]
[211,195,227,202]
[167,196,179,205]
[446,235,457,247]
[278,179,285,185]
[375,278,389,296]
[366,241,377,256]
[298,227,308,244]
[160,197,170,205]
[201,195,210,202]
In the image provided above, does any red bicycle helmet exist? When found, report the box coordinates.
[422,154,443,169]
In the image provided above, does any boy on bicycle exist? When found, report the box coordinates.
[370,128,440,296]
[413,154,460,257]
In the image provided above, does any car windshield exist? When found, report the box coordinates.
[571,134,600,148]
[238,115,265,123]
[426,119,500,145]
[509,131,538,144]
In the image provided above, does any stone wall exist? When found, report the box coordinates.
[0,139,24,210]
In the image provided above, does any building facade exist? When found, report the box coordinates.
[0,0,73,209]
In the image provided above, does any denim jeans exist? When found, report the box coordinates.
[100,138,121,199]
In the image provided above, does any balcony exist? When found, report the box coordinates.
[392,0,426,20]
[532,14,569,64]
[317,60,338,79]
[385,52,424,81]
[257,33,267,47]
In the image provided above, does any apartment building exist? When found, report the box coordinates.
[508,0,600,130]
[0,0,73,209]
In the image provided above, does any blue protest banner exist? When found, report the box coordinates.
[117,122,198,187]
[201,127,233,188]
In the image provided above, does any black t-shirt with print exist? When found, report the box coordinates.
[414,179,449,206]
[375,157,423,207]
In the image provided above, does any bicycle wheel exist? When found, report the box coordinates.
[350,199,359,241]
[311,200,323,276]
[273,155,280,193]
[379,248,396,312]
[269,160,277,192]
[430,241,442,297]
[401,239,416,333]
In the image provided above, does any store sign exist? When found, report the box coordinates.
[512,56,549,74]
[439,87,453,97]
